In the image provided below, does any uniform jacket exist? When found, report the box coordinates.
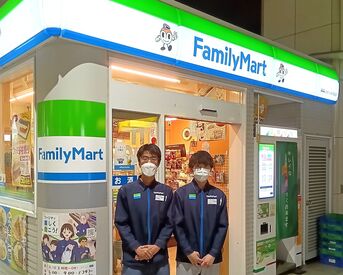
[115,178,173,268]
[173,179,228,264]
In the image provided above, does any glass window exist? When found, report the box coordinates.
[0,63,34,203]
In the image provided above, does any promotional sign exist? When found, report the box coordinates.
[38,136,106,183]
[41,211,96,275]
[0,206,27,274]
[258,144,275,199]
[255,237,276,269]
[276,142,298,240]
[11,112,32,188]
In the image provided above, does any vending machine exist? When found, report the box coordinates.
[254,125,301,275]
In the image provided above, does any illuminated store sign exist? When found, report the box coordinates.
[260,126,298,139]
[0,0,339,104]
[193,36,267,76]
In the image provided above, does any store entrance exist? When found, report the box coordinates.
[109,78,242,275]
[165,116,230,275]
[111,111,230,274]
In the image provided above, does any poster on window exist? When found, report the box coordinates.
[194,121,226,141]
[0,206,27,274]
[11,111,32,188]
[41,211,96,275]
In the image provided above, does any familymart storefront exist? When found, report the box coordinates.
[0,1,339,275]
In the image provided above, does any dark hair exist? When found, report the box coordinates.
[137,144,161,164]
[79,236,87,243]
[188,150,214,169]
[42,234,49,241]
[50,240,58,246]
[60,223,75,239]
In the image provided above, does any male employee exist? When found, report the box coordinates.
[174,150,228,275]
[115,144,173,275]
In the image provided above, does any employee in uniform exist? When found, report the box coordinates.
[115,144,173,275]
[174,150,228,275]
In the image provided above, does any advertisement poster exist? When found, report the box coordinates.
[256,237,276,267]
[0,206,27,274]
[276,142,298,240]
[42,211,96,275]
[11,112,32,188]
[195,121,226,141]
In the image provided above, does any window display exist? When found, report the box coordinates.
[0,63,34,203]
[111,111,158,189]
[165,117,229,192]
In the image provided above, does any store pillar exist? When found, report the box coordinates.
[35,41,109,275]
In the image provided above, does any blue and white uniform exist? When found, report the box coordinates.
[173,180,228,264]
[115,178,173,269]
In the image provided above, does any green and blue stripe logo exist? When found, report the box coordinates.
[133,193,141,200]
[188,193,197,200]
[37,100,106,183]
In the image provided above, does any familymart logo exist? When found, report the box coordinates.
[39,147,104,164]
[38,137,106,182]
[193,36,267,77]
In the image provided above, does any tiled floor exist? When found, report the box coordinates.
[288,262,343,275]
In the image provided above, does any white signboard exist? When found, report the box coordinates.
[0,0,339,103]
[38,136,106,183]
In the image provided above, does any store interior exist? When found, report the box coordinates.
[111,110,232,274]
[0,69,34,202]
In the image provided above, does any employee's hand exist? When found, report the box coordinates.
[187,251,202,266]
[146,244,160,258]
[201,254,215,267]
[135,246,150,260]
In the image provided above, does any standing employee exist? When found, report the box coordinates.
[115,144,173,275]
[174,150,228,275]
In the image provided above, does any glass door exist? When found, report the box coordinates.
[111,110,159,274]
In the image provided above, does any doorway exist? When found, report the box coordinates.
[109,63,244,274]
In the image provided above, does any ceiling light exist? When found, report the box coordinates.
[111,65,180,83]
[165,117,178,122]
[10,88,34,102]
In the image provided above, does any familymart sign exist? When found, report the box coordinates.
[0,0,339,103]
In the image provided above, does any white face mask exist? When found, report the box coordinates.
[193,168,210,182]
[141,162,157,177]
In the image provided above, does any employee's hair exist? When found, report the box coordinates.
[137,144,161,164]
[189,150,214,169]
[79,236,87,243]
[60,223,75,239]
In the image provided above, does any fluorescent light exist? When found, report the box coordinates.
[260,126,298,138]
[111,65,180,83]
[165,117,178,122]
[10,89,34,102]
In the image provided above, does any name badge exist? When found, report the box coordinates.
[155,195,165,201]
[208,198,217,205]
[133,193,141,200]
